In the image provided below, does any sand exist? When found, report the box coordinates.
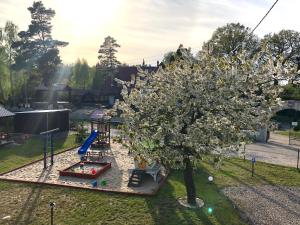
[0,143,165,195]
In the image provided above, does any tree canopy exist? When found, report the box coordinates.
[262,30,300,70]
[13,1,68,86]
[70,59,91,89]
[3,21,18,105]
[161,45,196,68]
[116,46,292,205]
[92,36,121,90]
[201,23,259,57]
[98,36,121,68]
[0,59,10,103]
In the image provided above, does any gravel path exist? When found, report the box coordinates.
[223,185,300,225]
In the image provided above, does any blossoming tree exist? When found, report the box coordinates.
[116,46,293,205]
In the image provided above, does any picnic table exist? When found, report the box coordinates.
[128,162,161,183]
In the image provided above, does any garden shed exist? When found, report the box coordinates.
[14,109,69,134]
[0,105,15,142]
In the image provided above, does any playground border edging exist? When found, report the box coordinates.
[0,145,80,176]
[0,170,169,196]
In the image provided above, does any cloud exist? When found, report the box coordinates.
[0,0,299,65]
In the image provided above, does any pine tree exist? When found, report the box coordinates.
[98,36,120,68]
[13,1,68,86]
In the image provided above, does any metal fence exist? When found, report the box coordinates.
[289,131,300,146]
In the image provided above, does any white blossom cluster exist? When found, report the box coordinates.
[115,49,294,168]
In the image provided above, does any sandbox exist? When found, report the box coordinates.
[59,161,111,179]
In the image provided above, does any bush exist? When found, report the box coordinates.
[75,122,88,143]
[280,84,300,100]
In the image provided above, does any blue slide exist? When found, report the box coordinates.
[78,130,99,156]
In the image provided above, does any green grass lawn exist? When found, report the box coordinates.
[0,140,299,225]
[0,134,78,174]
[276,130,300,139]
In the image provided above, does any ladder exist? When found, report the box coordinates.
[128,170,145,187]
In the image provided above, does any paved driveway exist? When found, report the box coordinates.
[245,133,299,168]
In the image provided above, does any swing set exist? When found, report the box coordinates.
[40,128,59,169]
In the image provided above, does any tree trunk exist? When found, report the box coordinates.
[9,68,14,106]
[9,50,15,107]
[183,157,197,205]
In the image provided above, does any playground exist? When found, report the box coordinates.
[0,143,165,195]
[0,123,299,224]
[0,112,166,195]
[1,107,299,224]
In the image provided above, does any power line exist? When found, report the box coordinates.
[126,0,280,63]
[229,0,280,55]
[119,0,279,63]
[126,0,281,63]
[119,0,280,63]
[250,0,280,35]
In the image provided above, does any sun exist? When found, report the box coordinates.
[57,0,122,31]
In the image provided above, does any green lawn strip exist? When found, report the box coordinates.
[0,170,244,225]
[0,150,299,224]
[276,130,300,138]
[201,157,300,188]
[0,134,78,174]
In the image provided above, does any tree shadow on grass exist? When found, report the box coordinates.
[145,169,241,225]
[13,168,52,225]
[14,185,43,225]
[144,181,213,224]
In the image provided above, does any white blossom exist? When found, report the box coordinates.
[115,48,292,168]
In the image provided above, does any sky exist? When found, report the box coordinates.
[0,0,299,66]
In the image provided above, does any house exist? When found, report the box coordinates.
[14,109,70,134]
[33,66,158,107]
[96,66,157,105]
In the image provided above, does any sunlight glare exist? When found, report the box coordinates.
[59,0,122,33]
